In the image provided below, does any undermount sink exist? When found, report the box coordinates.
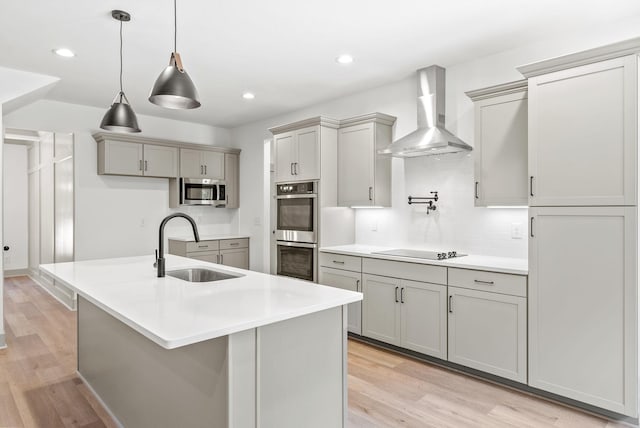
[167,268,244,283]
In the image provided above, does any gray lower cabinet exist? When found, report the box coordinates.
[319,266,362,335]
[362,273,447,360]
[169,238,249,270]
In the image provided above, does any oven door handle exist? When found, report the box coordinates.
[277,241,317,249]
[276,194,317,199]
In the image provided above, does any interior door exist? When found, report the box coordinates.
[202,151,225,180]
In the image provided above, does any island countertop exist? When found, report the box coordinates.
[40,255,362,350]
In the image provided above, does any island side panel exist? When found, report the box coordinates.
[257,306,345,428]
[77,297,229,428]
[228,329,257,428]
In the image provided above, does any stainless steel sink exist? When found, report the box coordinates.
[167,268,244,283]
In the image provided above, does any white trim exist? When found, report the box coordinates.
[268,116,340,134]
[28,273,76,311]
[92,132,241,155]
[0,334,6,349]
[465,79,528,101]
[3,268,30,277]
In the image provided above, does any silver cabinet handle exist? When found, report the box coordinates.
[204,165,207,175]
[474,279,494,285]
[368,186,373,201]
[198,245,209,249]
[356,279,360,292]
[400,287,405,303]
[229,242,239,246]
[530,176,534,197]
[144,160,148,171]
[201,165,204,175]
[449,295,453,313]
[475,182,479,199]
[530,217,535,238]
[220,254,224,264]
[332,260,345,265]
[216,254,220,263]
[290,163,294,176]
[294,162,298,175]
[395,286,399,303]
[139,160,143,171]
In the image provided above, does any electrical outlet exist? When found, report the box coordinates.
[511,222,524,239]
[371,220,378,232]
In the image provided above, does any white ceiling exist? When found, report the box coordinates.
[3,0,640,128]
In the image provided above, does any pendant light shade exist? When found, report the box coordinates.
[149,0,201,109]
[100,93,141,132]
[100,10,141,133]
[149,53,201,109]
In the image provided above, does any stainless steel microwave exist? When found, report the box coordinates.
[180,178,226,207]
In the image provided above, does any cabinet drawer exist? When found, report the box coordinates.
[219,238,248,250]
[319,252,362,272]
[186,240,220,252]
[363,258,447,285]
[448,268,526,297]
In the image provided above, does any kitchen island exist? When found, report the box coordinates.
[40,255,361,428]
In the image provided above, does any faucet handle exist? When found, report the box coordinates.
[153,249,158,268]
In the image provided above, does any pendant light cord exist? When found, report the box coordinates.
[174,0,177,53]
[119,19,124,97]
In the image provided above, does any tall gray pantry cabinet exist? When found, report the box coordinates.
[519,42,639,417]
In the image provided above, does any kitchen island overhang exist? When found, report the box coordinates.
[41,255,361,428]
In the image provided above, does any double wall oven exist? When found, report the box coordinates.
[275,181,318,282]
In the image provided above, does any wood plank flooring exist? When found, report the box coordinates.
[1,275,636,427]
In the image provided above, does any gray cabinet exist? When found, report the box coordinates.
[224,153,239,208]
[169,238,249,270]
[272,125,323,183]
[180,148,225,179]
[466,81,528,207]
[337,113,395,207]
[319,266,362,335]
[98,140,178,178]
[446,266,528,383]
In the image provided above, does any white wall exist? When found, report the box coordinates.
[3,144,28,270]
[231,14,640,272]
[4,100,237,261]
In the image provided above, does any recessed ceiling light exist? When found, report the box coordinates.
[242,92,255,100]
[53,48,75,58]
[336,54,354,64]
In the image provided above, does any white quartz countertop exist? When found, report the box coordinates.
[40,255,361,350]
[168,234,250,242]
[320,245,528,275]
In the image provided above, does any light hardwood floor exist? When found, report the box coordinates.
[0,275,635,428]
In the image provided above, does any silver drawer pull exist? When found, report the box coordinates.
[229,243,239,246]
[474,279,495,285]
[198,245,209,248]
[332,260,345,264]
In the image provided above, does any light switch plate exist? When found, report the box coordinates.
[511,222,524,239]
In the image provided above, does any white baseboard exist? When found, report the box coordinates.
[27,274,77,311]
[0,333,6,349]
[3,268,30,277]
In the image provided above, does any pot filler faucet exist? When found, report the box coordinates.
[155,213,200,277]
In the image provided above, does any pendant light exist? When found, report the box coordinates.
[149,0,201,109]
[100,10,141,133]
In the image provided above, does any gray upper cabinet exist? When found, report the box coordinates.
[225,153,240,208]
[466,81,528,207]
[338,113,396,207]
[523,55,637,207]
[98,140,178,178]
[143,144,178,178]
[180,148,225,179]
[273,125,320,183]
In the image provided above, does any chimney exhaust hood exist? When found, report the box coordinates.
[378,65,472,157]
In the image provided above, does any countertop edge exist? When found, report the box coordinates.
[319,247,528,276]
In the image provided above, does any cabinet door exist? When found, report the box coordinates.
[319,267,362,335]
[474,91,528,207]
[529,206,637,416]
[448,286,527,383]
[220,248,249,270]
[188,252,219,264]
[338,123,374,206]
[180,148,203,178]
[101,141,143,176]
[202,151,225,180]
[224,153,239,208]
[274,132,295,182]
[528,55,637,206]
[295,126,320,181]
[143,144,178,178]
[362,274,400,345]
[400,280,447,359]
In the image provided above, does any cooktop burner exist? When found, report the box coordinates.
[372,249,467,260]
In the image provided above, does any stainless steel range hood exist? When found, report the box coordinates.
[378,65,472,157]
